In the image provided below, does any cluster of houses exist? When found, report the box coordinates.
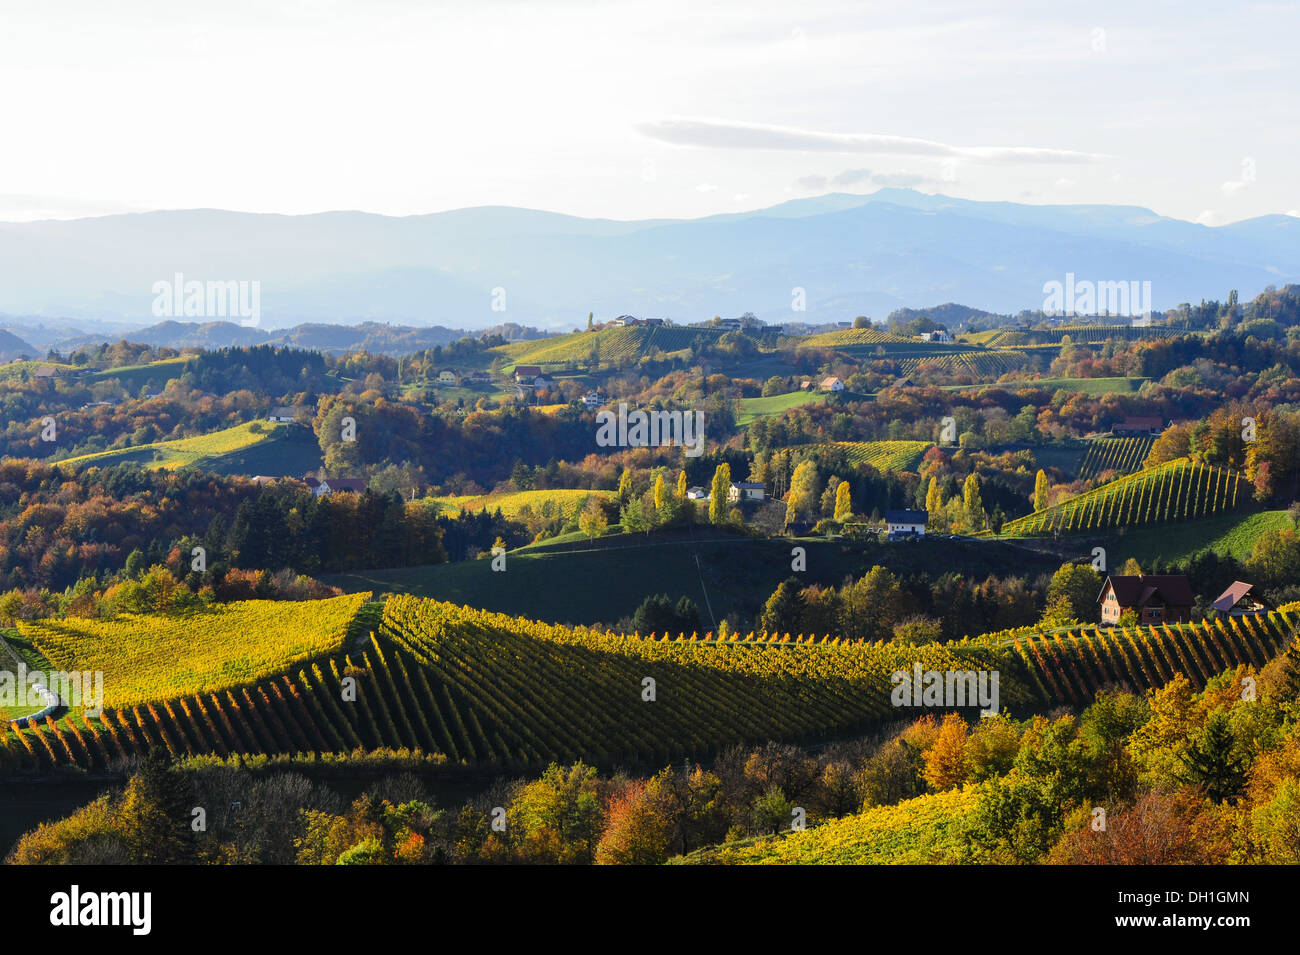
[1097,574,1270,622]
[512,366,555,390]
[685,481,767,504]
[433,369,492,386]
[606,316,666,328]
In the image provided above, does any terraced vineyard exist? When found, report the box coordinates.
[4,595,1294,773]
[1000,458,1247,536]
[1077,435,1156,480]
[787,440,934,472]
[1006,612,1298,703]
[973,325,1187,347]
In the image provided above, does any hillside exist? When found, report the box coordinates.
[53,420,323,476]
[3,595,1294,773]
[323,530,1066,627]
[18,593,371,709]
[494,324,726,369]
[1001,458,1249,537]
[674,788,975,864]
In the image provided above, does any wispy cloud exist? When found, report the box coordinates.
[638,118,1105,164]
[795,167,937,191]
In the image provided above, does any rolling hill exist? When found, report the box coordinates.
[53,420,323,476]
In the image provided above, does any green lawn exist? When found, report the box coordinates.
[1025,376,1150,396]
[736,390,827,425]
[1118,509,1296,567]
[0,629,56,721]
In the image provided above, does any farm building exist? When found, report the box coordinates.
[820,376,845,393]
[266,406,301,423]
[1114,416,1164,436]
[729,481,767,502]
[884,509,927,539]
[314,478,368,497]
[717,318,743,330]
[1098,574,1194,625]
[581,392,605,409]
[437,369,459,384]
[686,486,709,501]
[513,365,543,383]
[1212,581,1271,617]
[919,330,951,342]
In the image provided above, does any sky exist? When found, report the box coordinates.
[1,0,1296,225]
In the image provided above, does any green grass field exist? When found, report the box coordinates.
[1118,509,1297,567]
[1027,376,1151,396]
[89,356,190,390]
[54,420,323,476]
[324,530,1062,627]
[736,390,827,425]
[0,629,57,721]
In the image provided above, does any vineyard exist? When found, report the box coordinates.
[54,420,291,472]
[676,788,975,864]
[18,593,370,709]
[3,595,1294,773]
[787,440,934,472]
[1006,613,1298,701]
[1000,458,1247,536]
[892,350,1029,377]
[971,325,1186,347]
[426,488,615,519]
[494,325,724,368]
[1077,436,1156,480]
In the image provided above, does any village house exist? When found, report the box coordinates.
[717,318,742,331]
[437,369,459,384]
[919,330,951,343]
[1098,574,1194,625]
[685,486,709,501]
[884,509,927,539]
[313,478,368,497]
[513,365,543,383]
[1113,416,1164,437]
[1212,581,1271,617]
[820,376,845,393]
[580,392,605,409]
[729,481,767,503]
[266,406,300,423]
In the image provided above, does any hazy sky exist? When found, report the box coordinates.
[2,0,1296,224]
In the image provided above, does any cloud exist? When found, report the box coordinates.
[1195,209,1221,226]
[1220,179,1251,196]
[637,118,1106,164]
[795,167,939,192]
[695,183,718,193]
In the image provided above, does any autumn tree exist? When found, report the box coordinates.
[1033,469,1049,511]
[708,463,731,525]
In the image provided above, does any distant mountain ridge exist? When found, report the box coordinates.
[1,190,1296,329]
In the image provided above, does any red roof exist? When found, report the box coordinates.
[1212,581,1255,612]
[1098,574,1194,608]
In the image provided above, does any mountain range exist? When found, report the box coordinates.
[1,189,1296,331]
